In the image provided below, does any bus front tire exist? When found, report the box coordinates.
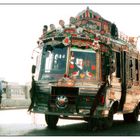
[45,115,59,129]
[123,105,139,123]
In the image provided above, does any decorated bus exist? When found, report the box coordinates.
[28,7,140,129]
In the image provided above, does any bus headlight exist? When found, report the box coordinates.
[55,95,68,109]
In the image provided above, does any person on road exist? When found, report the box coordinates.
[0,81,3,109]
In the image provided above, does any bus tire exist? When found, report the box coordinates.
[101,108,114,129]
[87,118,97,131]
[123,105,139,123]
[45,115,59,129]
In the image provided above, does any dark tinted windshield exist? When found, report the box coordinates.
[41,44,67,80]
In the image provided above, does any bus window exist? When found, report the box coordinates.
[135,59,139,81]
[116,52,121,78]
[129,58,133,80]
[40,44,67,80]
[69,48,96,79]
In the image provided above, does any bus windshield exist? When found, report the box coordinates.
[69,47,96,80]
[41,44,67,80]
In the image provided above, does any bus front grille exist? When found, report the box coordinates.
[50,86,79,104]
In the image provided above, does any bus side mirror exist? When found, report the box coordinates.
[32,65,36,74]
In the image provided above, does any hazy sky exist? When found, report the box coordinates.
[0,0,139,3]
[0,2,140,84]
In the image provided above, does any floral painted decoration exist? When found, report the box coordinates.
[63,37,71,46]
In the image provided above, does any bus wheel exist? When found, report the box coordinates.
[87,118,97,131]
[45,115,59,129]
[102,108,114,129]
[123,105,139,123]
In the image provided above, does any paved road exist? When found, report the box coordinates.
[0,109,140,136]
